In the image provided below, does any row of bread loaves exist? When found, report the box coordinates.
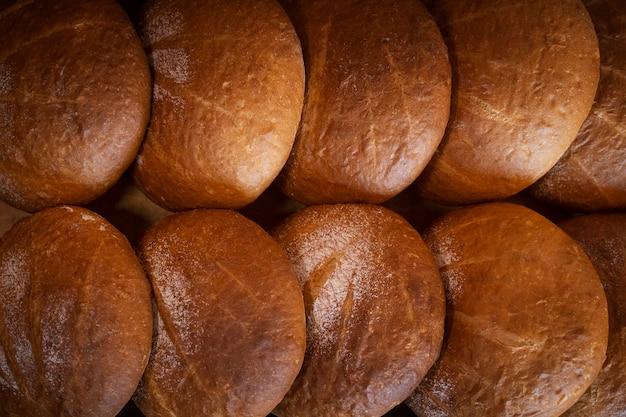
[0,0,624,212]
[0,0,625,416]
[2,196,624,416]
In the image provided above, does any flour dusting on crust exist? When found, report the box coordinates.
[142,235,204,369]
[0,247,28,391]
[431,233,461,267]
[150,310,183,391]
[153,83,186,110]
[278,206,390,355]
[0,62,15,95]
[427,228,464,303]
[142,6,184,46]
[150,48,191,84]
[41,295,73,392]
[0,247,35,391]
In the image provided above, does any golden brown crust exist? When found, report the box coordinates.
[528,0,626,212]
[406,202,608,417]
[134,209,306,417]
[416,0,600,205]
[558,213,626,416]
[0,205,153,417]
[271,204,446,417]
[132,0,304,211]
[277,0,451,205]
[0,0,151,213]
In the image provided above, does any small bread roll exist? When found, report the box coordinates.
[133,209,306,417]
[406,202,608,417]
[277,0,451,205]
[0,0,151,213]
[133,0,304,211]
[416,0,600,205]
[271,204,446,417]
[557,213,626,416]
[528,0,626,211]
[0,206,153,417]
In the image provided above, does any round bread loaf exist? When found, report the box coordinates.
[557,213,626,416]
[528,0,626,212]
[277,0,451,205]
[416,0,600,205]
[0,205,153,417]
[271,204,446,417]
[406,202,609,417]
[133,209,306,417]
[0,0,151,213]
[132,0,304,211]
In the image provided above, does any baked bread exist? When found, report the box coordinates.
[0,0,151,213]
[406,202,609,417]
[271,204,446,416]
[132,0,304,211]
[416,0,600,205]
[557,213,626,416]
[0,205,153,417]
[277,0,451,205]
[528,0,626,212]
[133,209,306,417]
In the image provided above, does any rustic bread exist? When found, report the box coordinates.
[416,0,600,205]
[132,0,304,211]
[558,213,626,416]
[271,204,446,417]
[277,0,451,205]
[528,0,626,211]
[133,209,306,417]
[0,0,151,213]
[406,202,608,417]
[0,206,153,417]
